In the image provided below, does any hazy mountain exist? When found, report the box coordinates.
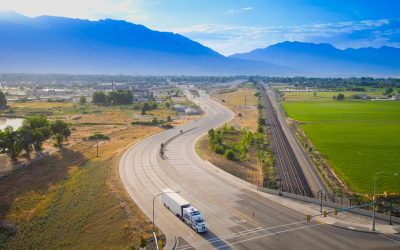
[230,41,400,77]
[0,11,287,75]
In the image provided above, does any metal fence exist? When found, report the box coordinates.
[273,184,400,218]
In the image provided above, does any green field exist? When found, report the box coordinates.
[282,92,400,194]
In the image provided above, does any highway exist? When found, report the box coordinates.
[119,89,398,249]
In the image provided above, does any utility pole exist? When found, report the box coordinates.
[373,171,384,231]
[320,189,323,213]
[96,141,99,157]
[244,95,247,109]
[152,191,179,250]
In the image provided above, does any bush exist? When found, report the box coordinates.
[224,149,236,161]
[213,144,225,155]
[88,133,110,141]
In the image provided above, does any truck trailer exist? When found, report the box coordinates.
[161,189,208,233]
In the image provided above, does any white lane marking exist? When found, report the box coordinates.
[379,234,400,245]
[212,223,324,249]
[177,221,307,250]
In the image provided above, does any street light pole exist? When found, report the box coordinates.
[152,191,179,250]
[373,171,384,231]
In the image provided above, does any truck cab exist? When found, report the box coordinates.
[182,206,208,233]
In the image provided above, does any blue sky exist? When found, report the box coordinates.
[1,0,399,55]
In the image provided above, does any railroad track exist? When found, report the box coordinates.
[259,84,312,197]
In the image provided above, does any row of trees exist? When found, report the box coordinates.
[132,101,158,115]
[92,90,133,105]
[0,91,7,109]
[0,116,71,159]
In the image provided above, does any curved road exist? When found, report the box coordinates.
[119,89,398,249]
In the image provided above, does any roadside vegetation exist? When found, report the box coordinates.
[197,83,274,187]
[0,88,197,249]
[281,90,400,194]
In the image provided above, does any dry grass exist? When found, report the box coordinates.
[10,101,75,110]
[194,87,264,186]
[213,88,258,132]
[196,135,263,186]
[0,124,165,249]
[0,99,200,249]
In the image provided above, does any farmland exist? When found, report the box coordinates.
[281,91,400,194]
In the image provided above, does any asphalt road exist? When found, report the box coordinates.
[119,89,399,249]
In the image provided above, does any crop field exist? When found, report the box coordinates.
[282,91,400,194]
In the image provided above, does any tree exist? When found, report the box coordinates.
[107,90,133,105]
[22,116,51,151]
[143,102,150,111]
[92,91,107,104]
[384,88,393,96]
[167,116,172,122]
[0,91,7,109]
[50,120,71,146]
[165,102,171,109]
[258,117,266,126]
[208,128,215,141]
[151,117,158,125]
[79,96,87,104]
[336,93,345,101]
[0,129,6,153]
[2,126,22,159]
[18,126,34,157]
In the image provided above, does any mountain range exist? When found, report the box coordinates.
[231,41,400,77]
[0,11,399,77]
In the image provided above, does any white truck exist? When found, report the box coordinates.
[161,189,208,233]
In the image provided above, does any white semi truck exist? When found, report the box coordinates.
[161,189,208,233]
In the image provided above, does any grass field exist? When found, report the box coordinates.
[213,87,258,132]
[0,97,195,249]
[282,91,400,194]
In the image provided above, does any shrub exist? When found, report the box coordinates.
[88,133,110,141]
[224,149,236,161]
[213,144,225,155]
